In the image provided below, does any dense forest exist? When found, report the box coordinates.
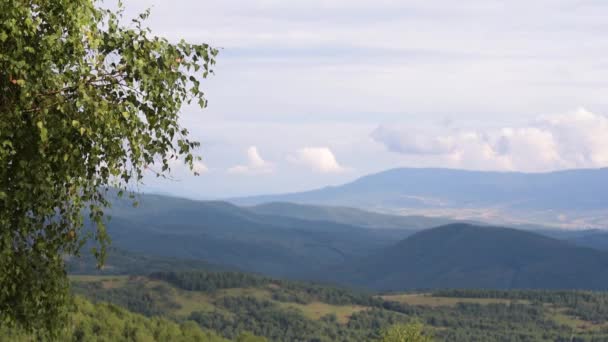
[0,297,249,342]
[71,271,608,341]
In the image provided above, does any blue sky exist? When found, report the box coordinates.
[117,0,608,198]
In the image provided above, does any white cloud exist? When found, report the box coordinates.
[371,108,608,172]
[192,161,209,174]
[166,158,209,175]
[126,0,608,197]
[228,146,274,174]
[289,147,346,173]
[123,0,608,124]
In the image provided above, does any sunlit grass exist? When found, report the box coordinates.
[381,293,524,307]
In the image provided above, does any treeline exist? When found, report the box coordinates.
[189,295,379,342]
[72,277,179,316]
[151,271,381,306]
[433,289,608,323]
[150,271,270,292]
[378,300,603,341]
[270,279,382,307]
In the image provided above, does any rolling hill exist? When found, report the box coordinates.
[331,223,608,291]
[84,193,415,279]
[78,192,608,290]
[66,247,234,275]
[230,167,608,228]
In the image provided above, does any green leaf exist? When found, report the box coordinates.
[37,121,48,142]
[0,0,216,335]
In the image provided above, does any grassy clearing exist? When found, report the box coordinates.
[170,288,272,317]
[69,275,129,282]
[71,275,369,323]
[70,275,130,289]
[71,275,608,334]
[381,293,525,307]
[172,291,217,316]
[217,287,272,300]
[279,302,368,324]
[547,306,608,333]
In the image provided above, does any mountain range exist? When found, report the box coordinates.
[73,185,608,291]
[231,167,608,228]
[97,194,418,279]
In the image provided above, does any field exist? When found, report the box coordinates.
[381,293,522,307]
[278,301,367,324]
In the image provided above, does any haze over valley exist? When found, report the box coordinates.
[75,172,608,292]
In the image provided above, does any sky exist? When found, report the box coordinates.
[117,0,608,199]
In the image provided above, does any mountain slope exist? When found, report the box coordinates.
[93,193,412,279]
[231,167,608,227]
[248,202,454,230]
[67,247,234,275]
[332,224,608,291]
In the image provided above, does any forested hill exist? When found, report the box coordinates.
[73,192,608,291]
[332,223,608,291]
[95,194,416,279]
[70,271,608,341]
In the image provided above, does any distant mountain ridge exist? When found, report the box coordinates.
[231,167,608,228]
[94,193,417,279]
[248,202,456,230]
[330,223,608,291]
[73,191,608,291]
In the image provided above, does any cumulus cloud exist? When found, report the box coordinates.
[148,157,208,177]
[289,147,346,173]
[371,108,608,172]
[171,158,209,175]
[228,146,274,174]
[192,161,209,174]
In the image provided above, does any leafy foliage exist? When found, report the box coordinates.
[379,322,433,342]
[0,0,216,334]
[72,272,608,341]
[0,297,229,342]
